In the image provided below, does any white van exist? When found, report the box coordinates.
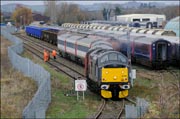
[115,14,166,28]
[7,22,12,26]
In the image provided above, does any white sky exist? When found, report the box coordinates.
[1,1,179,6]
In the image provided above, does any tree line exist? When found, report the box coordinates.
[11,2,179,26]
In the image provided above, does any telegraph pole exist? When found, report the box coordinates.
[127,24,133,86]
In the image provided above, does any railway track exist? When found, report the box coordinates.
[15,34,85,79]
[166,69,179,80]
[15,33,147,118]
[17,34,85,74]
[94,99,125,119]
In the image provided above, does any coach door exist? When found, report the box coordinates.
[156,42,167,61]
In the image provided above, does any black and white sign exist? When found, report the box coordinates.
[75,80,87,91]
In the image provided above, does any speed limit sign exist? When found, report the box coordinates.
[75,80,87,91]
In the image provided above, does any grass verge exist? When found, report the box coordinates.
[21,49,101,118]
[1,36,37,118]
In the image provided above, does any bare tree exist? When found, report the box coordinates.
[56,2,88,25]
[12,6,33,27]
[44,0,57,23]
[101,3,114,20]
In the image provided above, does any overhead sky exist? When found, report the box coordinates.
[1,0,179,5]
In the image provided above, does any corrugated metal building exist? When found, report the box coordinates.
[164,16,180,37]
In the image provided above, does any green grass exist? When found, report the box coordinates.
[129,77,159,100]
[40,63,70,84]
[44,64,101,118]
[46,89,95,118]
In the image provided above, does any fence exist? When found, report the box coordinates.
[125,97,149,118]
[1,26,51,118]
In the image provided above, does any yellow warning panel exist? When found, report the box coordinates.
[101,68,128,83]
[101,90,112,98]
[119,90,128,98]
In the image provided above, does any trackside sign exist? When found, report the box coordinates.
[75,80,87,91]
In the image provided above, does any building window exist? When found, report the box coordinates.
[133,19,140,22]
[142,18,150,22]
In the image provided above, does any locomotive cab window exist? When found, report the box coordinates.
[100,55,108,63]
[118,55,127,63]
[109,53,117,61]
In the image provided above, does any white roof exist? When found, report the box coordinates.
[116,14,165,18]
[66,35,85,43]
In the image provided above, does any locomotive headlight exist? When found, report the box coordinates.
[124,77,127,80]
[114,76,117,80]
[122,71,124,74]
[101,85,109,90]
[168,43,170,46]
[119,84,130,89]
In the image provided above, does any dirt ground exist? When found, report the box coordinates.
[1,36,37,118]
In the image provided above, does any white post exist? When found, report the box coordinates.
[28,59,29,76]
[77,91,79,101]
[83,91,84,100]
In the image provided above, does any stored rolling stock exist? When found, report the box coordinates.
[61,29,172,69]
[62,23,176,36]
[143,35,180,66]
[42,28,59,45]
[25,25,177,68]
[61,24,179,67]
[116,31,179,67]
[25,26,50,39]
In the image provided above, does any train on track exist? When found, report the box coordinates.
[25,25,179,68]
[61,23,180,67]
[25,25,134,99]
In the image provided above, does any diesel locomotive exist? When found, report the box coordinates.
[25,25,133,99]
[57,32,132,98]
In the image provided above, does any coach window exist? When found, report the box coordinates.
[78,45,89,52]
[66,42,74,48]
[58,40,64,45]
[140,45,149,54]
